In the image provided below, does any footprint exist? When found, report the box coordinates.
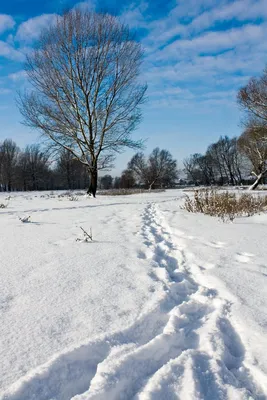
[207,241,226,249]
[137,250,147,260]
[241,252,254,257]
[235,252,255,263]
[200,263,216,270]
[0,294,14,312]
[204,288,218,298]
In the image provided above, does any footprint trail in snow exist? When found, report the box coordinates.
[2,202,267,400]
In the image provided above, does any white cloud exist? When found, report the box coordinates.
[190,0,267,33]
[140,0,233,54]
[200,90,236,99]
[74,0,96,10]
[16,14,59,43]
[0,40,24,61]
[144,44,264,88]
[0,14,15,34]
[171,0,222,19]
[0,88,11,94]
[151,23,267,63]
[120,2,148,28]
[8,70,27,81]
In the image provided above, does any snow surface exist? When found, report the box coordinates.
[0,189,267,399]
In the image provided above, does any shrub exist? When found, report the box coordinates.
[0,203,8,208]
[182,189,267,222]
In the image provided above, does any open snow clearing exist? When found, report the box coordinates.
[1,190,267,399]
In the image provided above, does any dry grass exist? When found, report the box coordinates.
[183,187,219,192]
[98,188,165,196]
[182,189,267,222]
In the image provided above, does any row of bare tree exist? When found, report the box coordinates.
[0,141,178,191]
[85,148,179,190]
[115,148,178,190]
[184,133,266,189]
[184,67,267,190]
[0,141,89,191]
[184,136,247,187]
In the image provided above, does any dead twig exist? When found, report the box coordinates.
[76,226,93,242]
[19,216,31,223]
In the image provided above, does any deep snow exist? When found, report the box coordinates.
[0,189,267,399]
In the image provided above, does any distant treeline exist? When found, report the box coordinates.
[183,135,260,187]
[0,141,179,192]
[0,135,265,192]
[0,140,89,192]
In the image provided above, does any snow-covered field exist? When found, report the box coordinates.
[1,189,267,400]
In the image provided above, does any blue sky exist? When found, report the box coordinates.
[0,0,266,174]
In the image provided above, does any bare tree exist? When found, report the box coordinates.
[100,174,113,190]
[238,123,267,190]
[238,66,267,123]
[0,144,4,191]
[183,154,204,185]
[113,176,121,189]
[18,9,147,197]
[196,153,215,185]
[215,136,239,186]
[128,152,148,186]
[147,148,178,190]
[56,148,88,190]
[128,148,178,189]
[56,148,74,190]
[237,67,267,189]
[206,143,226,185]
[18,145,50,191]
[120,169,135,188]
[0,139,19,191]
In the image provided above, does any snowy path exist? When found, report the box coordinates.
[2,196,267,400]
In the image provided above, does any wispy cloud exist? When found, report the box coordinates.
[0,40,24,61]
[190,0,267,32]
[129,0,267,110]
[120,2,148,28]
[74,0,96,10]
[152,23,267,61]
[1,0,266,113]
[15,14,59,43]
[8,70,27,81]
[0,14,15,34]
[0,88,11,94]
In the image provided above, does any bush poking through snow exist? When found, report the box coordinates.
[19,216,31,223]
[182,189,267,222]
[76,226,93,242]
[0,203,8,208]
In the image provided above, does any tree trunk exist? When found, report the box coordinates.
[249,172,263,190]
[87,167,98,197]
[67,164,71,190]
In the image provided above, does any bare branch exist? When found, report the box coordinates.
[18,9,147,196]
